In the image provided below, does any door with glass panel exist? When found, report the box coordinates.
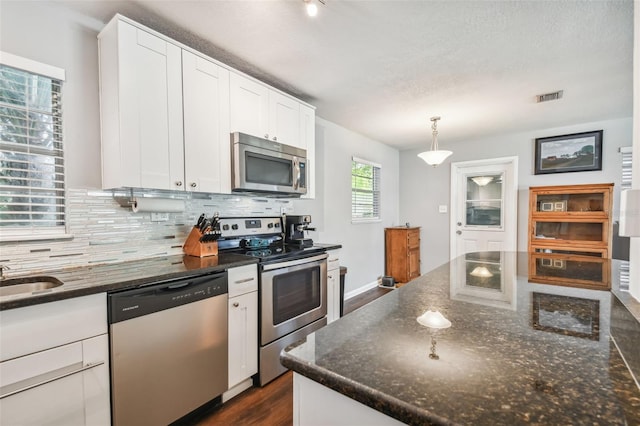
[450,157,518,261]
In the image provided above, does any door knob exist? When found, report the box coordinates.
[456,230,462,235]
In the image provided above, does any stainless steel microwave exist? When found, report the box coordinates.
[231,132,307,196]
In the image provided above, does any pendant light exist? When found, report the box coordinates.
[417,116,452,167]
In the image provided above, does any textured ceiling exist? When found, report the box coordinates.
[57,0,634,150]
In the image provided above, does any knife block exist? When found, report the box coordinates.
[183,226,219,258]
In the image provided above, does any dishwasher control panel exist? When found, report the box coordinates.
[108,272,228,324]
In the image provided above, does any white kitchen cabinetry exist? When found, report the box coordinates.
[99,18,184,191]
[299,103,316,199]
[224,264,258,402]
[99,16,231,193]
[327,250,341,324]
[0,294,110,426]
[182,50,231,193]
[230,72,302,148]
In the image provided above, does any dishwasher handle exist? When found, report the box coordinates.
[108,271,228,324]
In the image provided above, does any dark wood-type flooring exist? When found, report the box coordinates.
[192,285,393,426]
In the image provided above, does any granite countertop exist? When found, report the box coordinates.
[282,252,640,425]
[0,253,258,311]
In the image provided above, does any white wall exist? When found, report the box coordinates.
[400,117,633,273]
[293,118,400,293]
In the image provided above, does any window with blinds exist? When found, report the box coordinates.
[620,146,632,189]
[0,60,66,237]
[352,157,381,222]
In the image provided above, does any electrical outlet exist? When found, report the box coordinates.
[151,212,170,222]
[438,205,448,213]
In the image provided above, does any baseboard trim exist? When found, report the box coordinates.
[344,280,379,301]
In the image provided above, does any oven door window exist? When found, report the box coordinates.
[246,152,293,186]
[272,266,321,325]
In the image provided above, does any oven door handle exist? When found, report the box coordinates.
[261,253,328,271]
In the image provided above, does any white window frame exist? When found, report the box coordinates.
[351,156,381,224]
[0,51,71,241]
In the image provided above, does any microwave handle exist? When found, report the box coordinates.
[293,156,300,190]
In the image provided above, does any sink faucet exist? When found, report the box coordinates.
[0,265,10,280]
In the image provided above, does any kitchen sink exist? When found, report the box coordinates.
[0,276,63,297]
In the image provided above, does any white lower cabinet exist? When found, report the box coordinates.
[0,294,110,426]
[224,264,258,402]
[327,250,341,324]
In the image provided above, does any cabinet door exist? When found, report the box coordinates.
[229,72,269,139]
[269,91,300,146]
[118,22,184,190]
[408,247,420,280]
[327,268,339,324]
[228,292,258,388]
[182,51,230,193]
[300,103,316,199]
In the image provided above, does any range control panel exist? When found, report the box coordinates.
[218,217,282,238]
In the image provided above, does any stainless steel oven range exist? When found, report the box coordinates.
[217,216,327,386]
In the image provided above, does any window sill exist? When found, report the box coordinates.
[351,219,382,225]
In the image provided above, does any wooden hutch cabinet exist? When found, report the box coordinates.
[527,183,614,289]
[385,227,421,284]
[528,183,613,257]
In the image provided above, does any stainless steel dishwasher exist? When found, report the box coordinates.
[108,271,228,426]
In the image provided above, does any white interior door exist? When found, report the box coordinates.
[450,156,518,260]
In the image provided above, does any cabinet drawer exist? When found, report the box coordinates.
[408,231,420,248]
[0,293,107,362]
[228,264,258,297]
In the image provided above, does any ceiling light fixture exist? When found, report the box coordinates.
[304,0,324,17]
[471,176,493,187]
[417,116,452,167]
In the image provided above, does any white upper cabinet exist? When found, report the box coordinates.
[182,51,231,193]
[268,91,300,147]
[229,72,269,140]
[299,103,316,199]
[99,19,184,190]
[99,15,315,196]
[230,72,307,148]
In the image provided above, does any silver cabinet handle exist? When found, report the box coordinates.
[233,277,255,284]
[456,230,462,235]
[175,181,183,187]
[0,361,105,399]
[273,136,278,141]
[457,222,462,226]
[232,302,240,308]
[264,133,269,139]
[190,182,197,188]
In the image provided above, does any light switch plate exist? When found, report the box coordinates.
[438,205,448,213]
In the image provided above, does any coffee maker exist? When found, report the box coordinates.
[284,215,315,247]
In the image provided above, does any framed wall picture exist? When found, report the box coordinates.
[534,130,603,175]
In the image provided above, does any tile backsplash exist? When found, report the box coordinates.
[0,188,293,275]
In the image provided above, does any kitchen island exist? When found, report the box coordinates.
[281,252,640,425]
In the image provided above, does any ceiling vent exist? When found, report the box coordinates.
[536,90,564,103]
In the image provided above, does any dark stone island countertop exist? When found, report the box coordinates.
[281,252,640,425]
[0,253,258,311]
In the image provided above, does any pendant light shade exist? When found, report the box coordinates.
[418,116,452,167]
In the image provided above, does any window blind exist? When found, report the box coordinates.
[352,157,381,222]
[620,146,632,190]
[0,63,66,231]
